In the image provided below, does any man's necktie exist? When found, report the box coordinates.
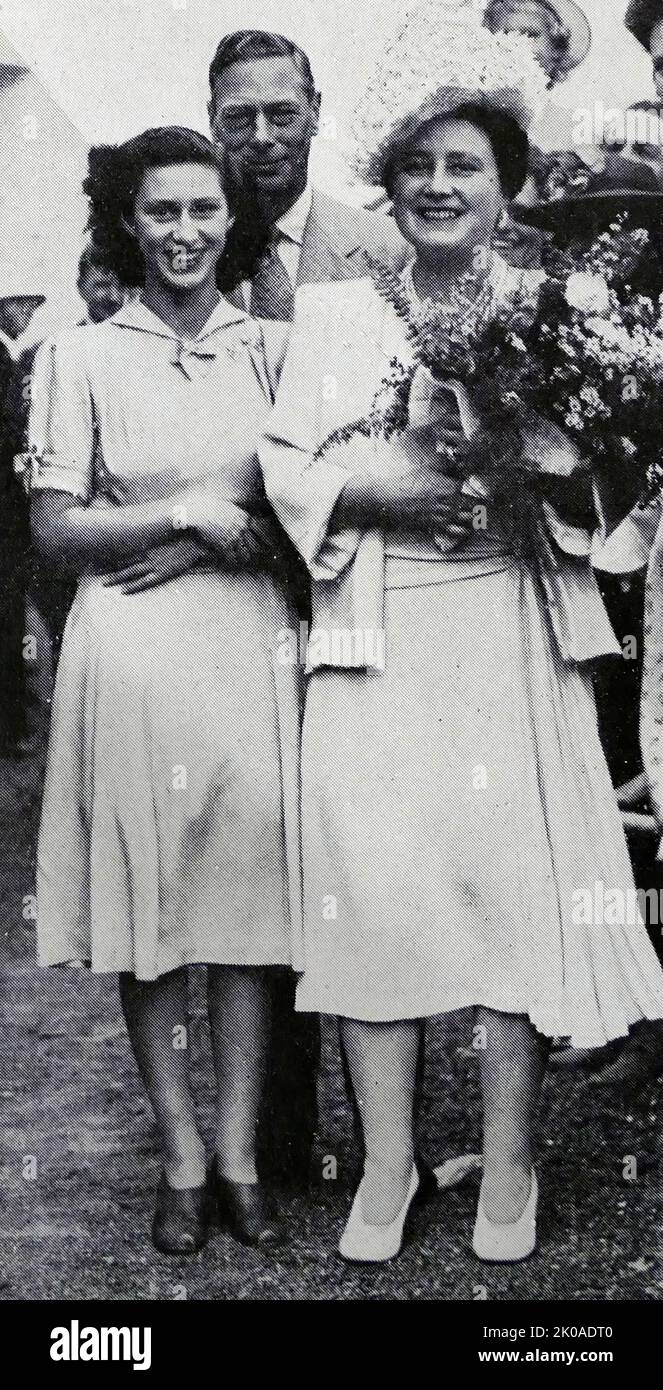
[250,238,296,322]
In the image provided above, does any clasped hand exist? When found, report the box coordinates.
[179,486,282,569]
[374,422,476,541]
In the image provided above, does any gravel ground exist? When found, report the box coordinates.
[1,747,662,1302]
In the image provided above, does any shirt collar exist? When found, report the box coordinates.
[109,295,250,342]
[274,182,313,248]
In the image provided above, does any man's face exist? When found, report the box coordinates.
[79,267,125,323]
[209,55,320,207]
[650,19,663,100]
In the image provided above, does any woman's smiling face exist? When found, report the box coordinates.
[391,118,505,266]
[131,162,231,293]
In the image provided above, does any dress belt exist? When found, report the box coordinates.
[384,540,514,591]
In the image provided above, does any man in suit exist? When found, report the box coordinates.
[209,29,407,322]
[208,29,409,1188]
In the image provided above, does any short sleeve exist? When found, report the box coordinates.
[27,335,95,502]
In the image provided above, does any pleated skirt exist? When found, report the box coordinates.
[296,559,663,1046]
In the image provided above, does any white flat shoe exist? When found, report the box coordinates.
[339,1164,419,1264]
[472,1169,538,1263]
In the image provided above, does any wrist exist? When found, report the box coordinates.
[336,474,384,528]
[168,491,199,537]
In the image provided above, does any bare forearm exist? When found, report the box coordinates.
[31,492,184,567]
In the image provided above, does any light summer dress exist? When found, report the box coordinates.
[30,298,302,980]
[260,262,663,1047]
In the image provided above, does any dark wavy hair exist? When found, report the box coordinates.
[208,29,316,115]
[383,102,530,203]
[83,127,227,288]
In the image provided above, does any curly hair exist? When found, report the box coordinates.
[83,127,227,288]
[382,102,530,203]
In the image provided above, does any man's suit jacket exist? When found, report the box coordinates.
[227,187,410,312]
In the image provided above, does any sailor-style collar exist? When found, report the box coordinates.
[108,296,265,379]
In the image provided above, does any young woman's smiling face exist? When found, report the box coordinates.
[131,162,231,293]
[391,118,505,266]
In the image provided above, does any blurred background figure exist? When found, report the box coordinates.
[0,274,46,756]
[622,3,663,181]
[0,244,128,761]
[482,2,591,264]
[0,295,46,354]
[0,280,46,362]
[483,0,592,86]
[76,244,126,324]
[618,101,663,183]
[626,0,663,97]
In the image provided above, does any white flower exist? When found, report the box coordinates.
[565,272,611,317]
[585,317,634,355]
[579,386,602,408]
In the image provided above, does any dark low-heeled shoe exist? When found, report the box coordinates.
[152,1172,210,1256]
[211,1158,282,1248]
[413,1159,439,1207]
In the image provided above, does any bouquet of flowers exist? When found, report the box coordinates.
[317,218,663,529]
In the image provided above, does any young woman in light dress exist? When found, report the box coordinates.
[29,127,301,1256]
[260,39,663,1261]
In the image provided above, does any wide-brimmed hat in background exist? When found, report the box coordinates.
[0,264,46,305]
[484,0,591,79]
[515,151,663,237]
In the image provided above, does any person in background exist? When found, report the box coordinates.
[483,0,590,87]
[620,4,663,182]
[517,157,663,1090]
[626,0,663,99]
[208,27,409,1190]
[2,248,128,746]
[615,102,663,186]
[0,315,28,754]
[77,244,126,324]
[0,276,46,754]
[210,29,408,323]
[0,289,46,361]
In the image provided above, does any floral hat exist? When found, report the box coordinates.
[350,1,549,184]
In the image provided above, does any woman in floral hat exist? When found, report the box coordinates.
[260,9,663,1264]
